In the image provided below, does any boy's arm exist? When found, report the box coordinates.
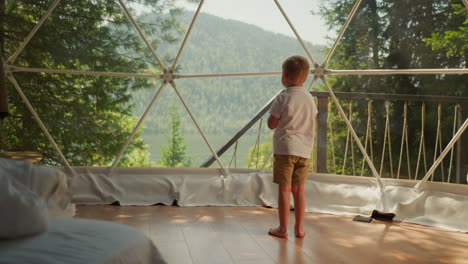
[268,93,282,130]
[268,114,279,130]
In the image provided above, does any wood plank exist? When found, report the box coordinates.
[149,206,193,263]
[228,207,320,264]
[206,207,275,264]
[76,205,468,264]
[178,207,235,264]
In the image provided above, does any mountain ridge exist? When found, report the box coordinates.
[132,11,325,135]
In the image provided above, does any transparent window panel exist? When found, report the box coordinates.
[3,0,56,59]
[235,111,274,170]
[128,85,199,168]
[133,75,282,168]
[323,0,467,70]
[129,1,196,69]
[5,72,148,167]
[11,1,181,74]
[128,79,165,120]
[125,82,210,168]
[174,0,320,74]
[277,0,329,60]
[1,81,51,165]
[319,75,466,183]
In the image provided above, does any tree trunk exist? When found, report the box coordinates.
[0,0,7,151]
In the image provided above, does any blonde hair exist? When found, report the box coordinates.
[282,56,309,83]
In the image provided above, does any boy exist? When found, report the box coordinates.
[267,55,317,239]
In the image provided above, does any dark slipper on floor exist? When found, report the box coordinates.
[371,210,396,221]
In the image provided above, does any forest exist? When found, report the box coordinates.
[0,1,466,180]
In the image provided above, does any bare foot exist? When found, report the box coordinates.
[268,227,288,239]
[295,226,305,238]
[295,231,305,238]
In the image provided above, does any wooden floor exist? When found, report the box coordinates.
[76,205,468,264]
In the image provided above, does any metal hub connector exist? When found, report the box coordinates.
[161,70,174,82]
[313,65,327,78]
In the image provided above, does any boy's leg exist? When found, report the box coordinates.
[269,184,291,238]
[291,184,305,238]
[269,155,293,238]
[291,157,309,238]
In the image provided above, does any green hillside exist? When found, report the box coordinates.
[128,12,324,166]
[132,12,325,135]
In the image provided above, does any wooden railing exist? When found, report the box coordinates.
[314,92,468,184]
[201,91,468,184]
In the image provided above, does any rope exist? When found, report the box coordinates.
[361,100,374,176]
[328,100,338,174]
[380,102,394,178]
[447,105,459,183]
[249,118,263,169]
[228,141,238,168]
[350,102,356,176]
[415,117,468,191]
[439,105,445,181]
[341,101,357,175]
[405,105,411,180]
[322,77,382,185]
[342,101,352,175]
[415,103,428,180]
[256,118,263,168]
[260,151,273,172]
[397,102,411,179]
[387,103,394,178]
[431,104,445,181]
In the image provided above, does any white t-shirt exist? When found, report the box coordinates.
[269,86,318,159]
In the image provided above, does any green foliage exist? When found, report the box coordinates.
[118,142,156,167]
[319,0,467,178]
[424,4,468,57]
[247,133,272,169]
[132,11,325,136]
[159,104,192,167]
[1,0,182,166]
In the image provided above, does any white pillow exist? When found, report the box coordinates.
[0,158,75,217]
[0,174,48,239]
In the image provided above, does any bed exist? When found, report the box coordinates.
[0,158,166,264]
[0,217,165,264]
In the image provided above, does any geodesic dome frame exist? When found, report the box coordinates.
[2,0,468,233]
[3,0,468,189]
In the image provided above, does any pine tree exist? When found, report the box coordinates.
[424,4,467,68]
[318,0,467,176]
[1,0,183,166]
[160,104,192,167]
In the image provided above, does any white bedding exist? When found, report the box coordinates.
[0,217,166,264]
[0,174,48,239]
[0,158,74,217]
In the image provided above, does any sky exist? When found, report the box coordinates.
[176,0,331,45]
